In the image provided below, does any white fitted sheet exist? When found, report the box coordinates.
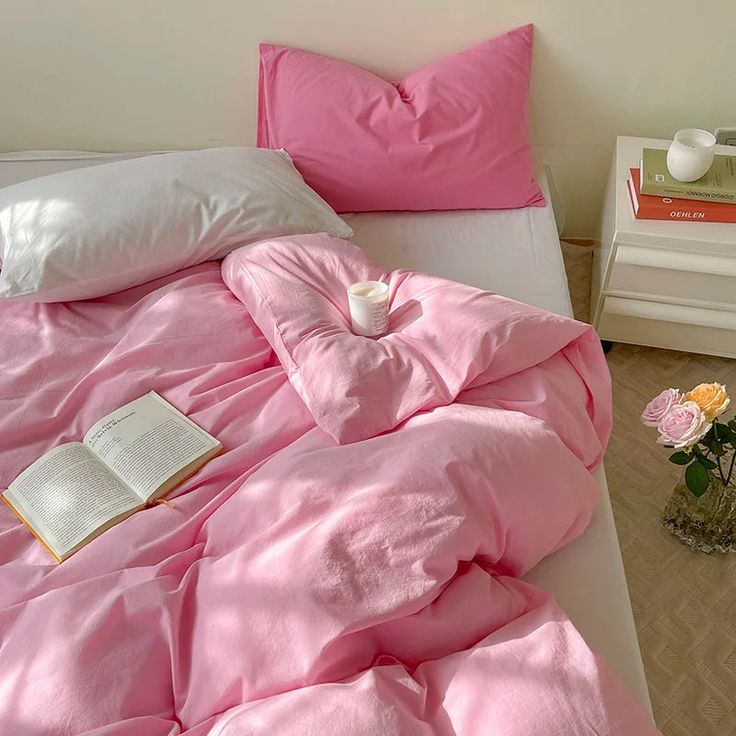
[343,169,572,318]
[0,153,651,715]
[344,169,653,715]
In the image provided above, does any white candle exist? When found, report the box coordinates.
[347,280,389,337]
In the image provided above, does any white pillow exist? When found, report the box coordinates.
[0,146,353,302]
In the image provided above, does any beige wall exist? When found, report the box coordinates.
[1,1,734,237]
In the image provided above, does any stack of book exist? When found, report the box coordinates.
[628,147,736,224]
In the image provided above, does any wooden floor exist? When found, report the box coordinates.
[561,242,736,736]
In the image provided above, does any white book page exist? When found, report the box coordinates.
[4,443,141,558]
[84,392,220,501]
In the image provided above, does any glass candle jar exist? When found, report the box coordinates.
[347,281,389,337]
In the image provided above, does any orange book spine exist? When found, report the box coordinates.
[629,168,736,223]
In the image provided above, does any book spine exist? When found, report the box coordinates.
[1,496,61,563]
[635,204,736,224]
[641,181,736,204]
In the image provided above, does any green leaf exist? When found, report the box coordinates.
[713,422,736,447]
[709,441,727,457]
[699,457,718,470]
[720,426,736,447]
[685,461,710,497]
[669,451,692,465]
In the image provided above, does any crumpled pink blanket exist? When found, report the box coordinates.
[0,233,659,735]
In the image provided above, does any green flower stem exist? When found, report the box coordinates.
[701,445,725,485]
[714,454,727,485]
[711,422,728,485]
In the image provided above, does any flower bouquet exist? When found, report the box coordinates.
[642,383,736,552]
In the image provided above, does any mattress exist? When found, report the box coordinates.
[0,153,652,716]
[344,168,653,715]
[343,169,571,318]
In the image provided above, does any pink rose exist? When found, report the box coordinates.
[657,401,711,448]
[642,388,681,427]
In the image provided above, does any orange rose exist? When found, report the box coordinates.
[684,383,731,420]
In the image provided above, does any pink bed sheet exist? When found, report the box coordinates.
[0,241,659,735]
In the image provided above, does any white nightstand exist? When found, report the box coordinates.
[593,136,736,359]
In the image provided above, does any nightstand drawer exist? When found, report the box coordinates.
[597,296,736,358]
[608,245,736,306]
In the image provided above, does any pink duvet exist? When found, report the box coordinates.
[0,234,659,735]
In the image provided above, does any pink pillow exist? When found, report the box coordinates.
[257,25,544,213]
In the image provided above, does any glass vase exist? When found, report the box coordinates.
[662,473,736,553]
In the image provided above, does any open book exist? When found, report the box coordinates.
[2,391,222,562]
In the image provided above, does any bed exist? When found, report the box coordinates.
[0,150,654,733]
